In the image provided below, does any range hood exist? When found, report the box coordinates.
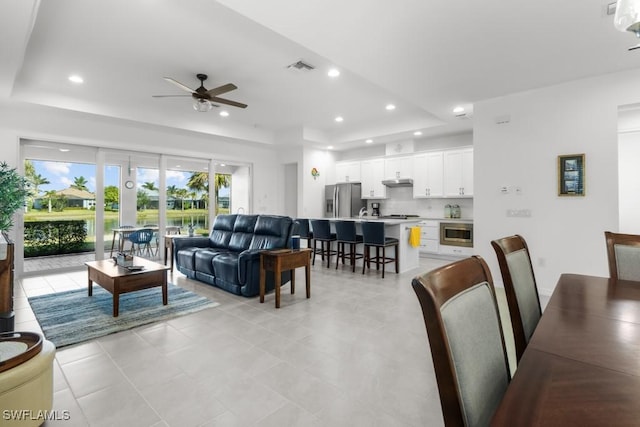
[381,178,413,187]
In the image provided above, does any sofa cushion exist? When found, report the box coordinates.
[194,249,227,275]
[228,215,258,252]
[212,252,241,285]
[209,214,237,248]
[176,247,201,271]
[249,215,293,250]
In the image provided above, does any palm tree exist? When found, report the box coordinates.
[142,181,158,192]
[175,188,189,211]
[166,185,178,210]
[72,176,89,191]
[187,172,208,193]
[44,190,57,213]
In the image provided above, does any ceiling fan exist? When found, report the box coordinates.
[153,73,247,111]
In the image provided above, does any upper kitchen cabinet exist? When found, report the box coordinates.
[335,160,361,183]
[413,151,444,198]
[443,148,473,197]
[384,156,414,180]
[360,158,386,199]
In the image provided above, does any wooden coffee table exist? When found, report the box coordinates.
[85,257,170,317]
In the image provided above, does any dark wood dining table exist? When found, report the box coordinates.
[492,274,640,426]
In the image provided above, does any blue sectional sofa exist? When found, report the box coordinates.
[173,214,295,297]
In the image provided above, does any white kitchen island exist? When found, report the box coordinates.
[310,218,422,274]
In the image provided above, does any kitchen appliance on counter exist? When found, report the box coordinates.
[371,202,381,217]
[440,222,473,247]
[324,183,366,218]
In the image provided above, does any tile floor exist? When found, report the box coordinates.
[14,255,528,427]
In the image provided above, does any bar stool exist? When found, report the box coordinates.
[334,220,363,272]
[295,218,313,249]
[361,221,399,278]
[310,219,337,268]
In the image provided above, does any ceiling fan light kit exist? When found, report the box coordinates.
[193,98,213,112]
[615,0,640,37]
[154,73,247,112]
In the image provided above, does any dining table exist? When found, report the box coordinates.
[492,273,640,426]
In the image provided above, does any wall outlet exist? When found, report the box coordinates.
[500,186,509,194]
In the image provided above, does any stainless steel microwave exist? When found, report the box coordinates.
[440,222,473,247]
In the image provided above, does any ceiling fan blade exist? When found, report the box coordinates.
[209,96,247,109]
[163,77,196,94]
[205,83,237,97]
[152,95,192,98]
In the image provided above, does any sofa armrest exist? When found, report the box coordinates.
[238,249,262,284]
[172,236,211,252]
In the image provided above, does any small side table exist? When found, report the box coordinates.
[260,248,312,308]
[164,234,186,272]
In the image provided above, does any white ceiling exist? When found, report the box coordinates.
[2,0,639,151]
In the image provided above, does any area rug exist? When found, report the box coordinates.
[28,284,219,348]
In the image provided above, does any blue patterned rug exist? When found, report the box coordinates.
[28,284,219,348]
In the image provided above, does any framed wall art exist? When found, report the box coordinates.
[558,153,585,197]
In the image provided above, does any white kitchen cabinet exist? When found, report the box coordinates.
[335,161,361,183]
[443,148,473,197]
[384,156,414,180]
[413,151,444,198]
[438,244,474,257]
[360,158,386,198]
[418,220,439,254]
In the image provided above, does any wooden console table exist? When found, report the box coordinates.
[260,248,312,308]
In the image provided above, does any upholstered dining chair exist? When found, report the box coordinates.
[412,256,511,427]
[310,219,336,268]
[491,234,542,363]
[294,218,313,250]
[604,231,640,281]
[334,220,363,272]
[361,221,398,278]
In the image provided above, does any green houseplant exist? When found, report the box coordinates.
[0,161,29,232]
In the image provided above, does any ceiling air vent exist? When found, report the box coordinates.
[287,60,315,72]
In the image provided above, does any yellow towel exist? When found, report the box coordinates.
[409,226,421,248]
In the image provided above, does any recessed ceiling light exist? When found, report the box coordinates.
[335,116,344,122]
[365,139,373,144]
[175,164,181,168]
[59,148,70,152]
[328,68,340,77]
[327,146,334,150]
[385,104,396,111]
[219,111,229,117]
[413,131,422,136]
[453,106,465,114]
[220,164,226,167]
[68,75,83,84]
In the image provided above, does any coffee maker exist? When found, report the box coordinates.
[371,202,381,217]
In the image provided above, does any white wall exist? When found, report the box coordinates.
[474,68,640,296]
[619,131,640,233]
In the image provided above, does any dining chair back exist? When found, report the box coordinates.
[604,231,640,281]
[412,256,510,427]
[128,228,155,257]
[491,234,542,363]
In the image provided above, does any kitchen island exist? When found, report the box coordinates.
[311,218,422,274]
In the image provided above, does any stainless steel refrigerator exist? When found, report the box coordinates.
[324,183,366,218]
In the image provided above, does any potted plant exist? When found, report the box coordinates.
[0,161,29,232]
[0,161,28,332]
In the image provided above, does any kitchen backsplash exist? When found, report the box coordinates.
[367,186,474,219]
